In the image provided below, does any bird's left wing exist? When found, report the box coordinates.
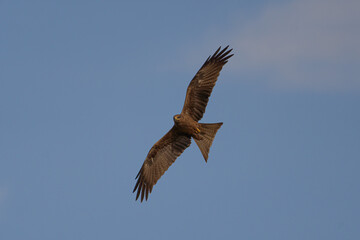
[181,46,233,121]
[133,127,191,202]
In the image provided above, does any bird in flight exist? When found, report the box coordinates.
[133,46,233,201]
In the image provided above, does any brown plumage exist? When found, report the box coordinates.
[133,46,233,202]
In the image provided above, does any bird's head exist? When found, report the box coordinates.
[173,114,181,123]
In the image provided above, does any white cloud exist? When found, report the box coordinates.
[230,0,360,91]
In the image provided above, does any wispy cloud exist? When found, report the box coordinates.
[178,0,360,91]
[230,0,360,91]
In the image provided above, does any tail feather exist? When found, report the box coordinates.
[194,122,223,162]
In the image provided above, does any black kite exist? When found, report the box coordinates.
[133,46,233,201]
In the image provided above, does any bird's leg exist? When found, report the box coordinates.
[193,127,203,140]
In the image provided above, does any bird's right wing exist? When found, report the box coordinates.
[133,127,191,202]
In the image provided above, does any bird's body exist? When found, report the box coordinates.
[173,114,201,139]
[133,46,233,201]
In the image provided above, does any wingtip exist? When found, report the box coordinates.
[213,46,222,56]
[207,45,233,63]
[141,187,145,202]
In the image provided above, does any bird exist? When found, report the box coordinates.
[133,46,233,202]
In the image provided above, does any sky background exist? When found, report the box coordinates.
[1,0,360,239]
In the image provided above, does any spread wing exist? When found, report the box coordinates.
[181,46,233,121]
[133,127,191,202]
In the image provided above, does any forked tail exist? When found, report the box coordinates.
[194,122,223,162]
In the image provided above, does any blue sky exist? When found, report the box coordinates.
[1,0,359,239]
